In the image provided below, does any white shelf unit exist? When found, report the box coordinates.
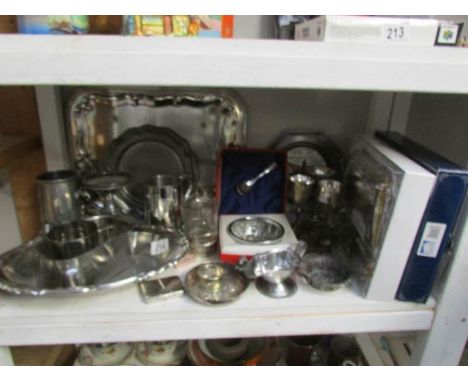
[0,254,435,347]
[0,35,467,366]
[1,35,468,93]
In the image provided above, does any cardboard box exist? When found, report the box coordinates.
[295,16,439,46]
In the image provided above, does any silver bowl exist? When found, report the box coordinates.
[244,243,306,298]
[228,217,285,245]
[185,263,249,306]
[298,253,350,292]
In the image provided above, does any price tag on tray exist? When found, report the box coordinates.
[150,238,170,256]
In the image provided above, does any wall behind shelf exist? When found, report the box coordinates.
[238,88,371,150]
[406,93,468,168]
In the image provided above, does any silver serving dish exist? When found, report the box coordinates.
[298,253,350,292]
[0,227,188,296]
[244,242,306,298]
[66,89,247,185]
[185,263,249,306]
[228,217,285,245]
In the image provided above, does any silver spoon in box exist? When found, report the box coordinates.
[235,162,278,196]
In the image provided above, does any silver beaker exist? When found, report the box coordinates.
[37,170,81,230]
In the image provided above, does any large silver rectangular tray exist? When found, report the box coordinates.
[65,89,247,184]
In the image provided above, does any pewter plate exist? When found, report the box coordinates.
[66,89,247,184]
[99,125,197,216]
[270,132,343,177]
[0,228,188,297]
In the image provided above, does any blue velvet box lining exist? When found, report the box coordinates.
[218,149,286,215]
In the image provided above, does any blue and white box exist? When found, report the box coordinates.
[376,131,468,303]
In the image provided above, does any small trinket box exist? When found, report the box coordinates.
[137,276,184,303]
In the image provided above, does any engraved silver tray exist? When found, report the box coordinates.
[65,89,247,185]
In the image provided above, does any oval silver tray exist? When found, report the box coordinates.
[0,228,189,297]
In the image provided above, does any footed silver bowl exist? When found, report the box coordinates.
[228,216,284,245]
[244,242,306,298]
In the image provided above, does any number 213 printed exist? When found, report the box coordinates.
[385,26,406,40]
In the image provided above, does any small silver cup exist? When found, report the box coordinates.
[145,175,182,231]
[317,179,342,208]
[288,174,315,206]
[37,170,81,230]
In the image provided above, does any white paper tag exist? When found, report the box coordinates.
[150,238,169,256]
[382,24,408,42]
[416,222,447,258]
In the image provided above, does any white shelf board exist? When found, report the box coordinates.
[1,35,468,93]
[0,253,435,346]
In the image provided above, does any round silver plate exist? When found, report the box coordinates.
[227,216,285,245]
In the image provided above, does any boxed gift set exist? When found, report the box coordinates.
[215,148,298,263]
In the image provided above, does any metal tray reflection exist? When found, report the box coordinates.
[0,228,189,297]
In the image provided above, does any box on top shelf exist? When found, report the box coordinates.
[125,16,234,37]
[16,15,234,38]
[295,16,440,46]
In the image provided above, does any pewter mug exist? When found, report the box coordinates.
[37,170,81,229]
